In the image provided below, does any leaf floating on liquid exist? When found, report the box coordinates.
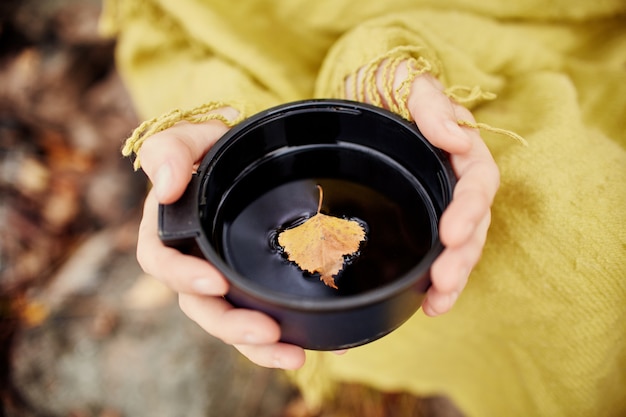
[277,185,366,289]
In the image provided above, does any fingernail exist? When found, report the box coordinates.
[191,277,214,295]
[461,266,471,280]
[154,164,172,201]
[448,291,460,308]
[422,303,436,316]
[429,291,460,315]
[445,120,470,143]
[272,357,283,368]
[243,332,261,344]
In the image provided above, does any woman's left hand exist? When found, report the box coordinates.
[347,69,499,316]
[407,75,499,316]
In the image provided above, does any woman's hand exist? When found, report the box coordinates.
[407,75,499,317]
[347,66,499,317]
[134,113,306,370]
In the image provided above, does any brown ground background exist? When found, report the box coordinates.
[0,1,462,416]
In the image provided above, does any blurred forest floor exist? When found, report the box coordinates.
[0,1,461,416]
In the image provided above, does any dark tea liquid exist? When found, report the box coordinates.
[214,178,435,299]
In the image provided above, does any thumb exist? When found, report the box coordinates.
[151,160,188,205]
[137,120,230,204]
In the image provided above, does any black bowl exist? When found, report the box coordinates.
[159,99,456,350]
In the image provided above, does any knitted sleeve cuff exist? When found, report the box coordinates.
[121,101,246,170]
[314,16,525,144]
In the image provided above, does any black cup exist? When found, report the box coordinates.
[159,99,456,350]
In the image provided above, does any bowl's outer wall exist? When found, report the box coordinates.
[226,272,430,350]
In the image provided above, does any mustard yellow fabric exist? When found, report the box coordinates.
[101,1,626,416]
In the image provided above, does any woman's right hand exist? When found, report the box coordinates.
[134,113,306,370]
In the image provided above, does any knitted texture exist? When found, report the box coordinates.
[121,102,246,169]
[101,1,626,416]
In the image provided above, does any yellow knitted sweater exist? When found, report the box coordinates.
[101,1,626,416]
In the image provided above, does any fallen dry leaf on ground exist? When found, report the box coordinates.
[277,185,366,289]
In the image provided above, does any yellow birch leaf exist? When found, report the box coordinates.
[277,185,366,289]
